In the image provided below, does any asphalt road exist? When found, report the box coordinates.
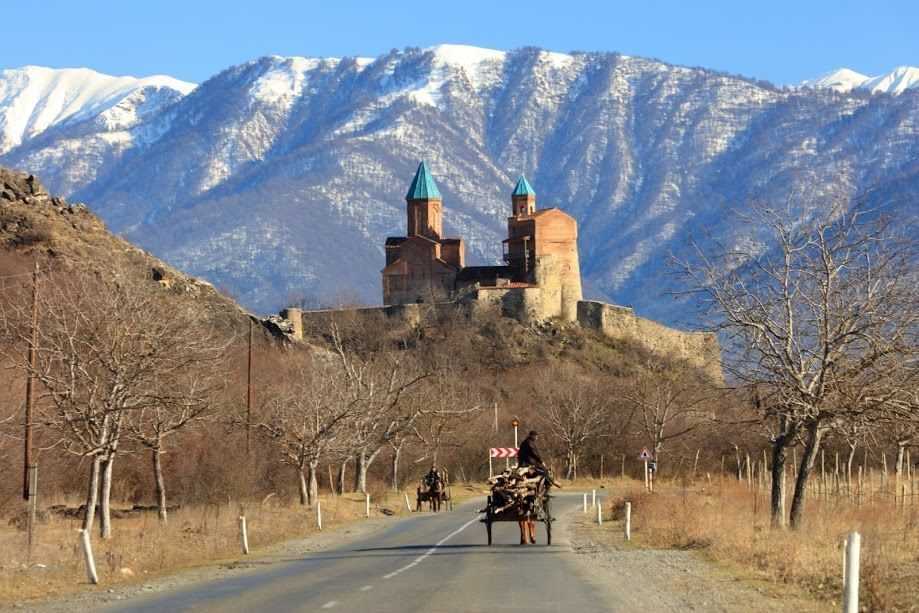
[101,494,615,613]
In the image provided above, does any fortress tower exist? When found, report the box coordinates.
[381,162,464,305]
[503,176,582,321]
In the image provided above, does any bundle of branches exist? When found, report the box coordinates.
[484,466,548,515]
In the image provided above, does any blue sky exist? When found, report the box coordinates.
[2,0,916,84]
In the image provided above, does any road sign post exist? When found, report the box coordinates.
[490,448,518,475]
[639,448,652,491]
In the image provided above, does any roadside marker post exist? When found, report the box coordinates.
[591,489,596,508]
[583,493,587,513]
[317,501,322,531]
[404,493,413,513]
[365,494,371,518]
[843,532,861,613]
[624,502,631,541]
[239,516,250,555]
[596,499,602,525]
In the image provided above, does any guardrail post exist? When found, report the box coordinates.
[843,531,860,613]
[624,502,631,541]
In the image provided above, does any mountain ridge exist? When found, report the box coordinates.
[1,46,917,324]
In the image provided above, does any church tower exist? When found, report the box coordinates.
[511,175,536,217]
[405,161,443,240]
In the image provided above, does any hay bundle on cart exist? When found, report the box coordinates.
[481,466,556,545]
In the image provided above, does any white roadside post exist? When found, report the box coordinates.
[591,489,596,508]
[404,493,413,513]
[488,451,493,478]
[365,494,371,518]
[79,529,99,585]
[316,501,322,531]
[624,502,632,541]
[596,498,602,525]
[843,532,861,613]
[583,493,587,513]
[239,516,250,555]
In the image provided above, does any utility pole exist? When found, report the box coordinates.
[23,260,39,501]
[246,318,253,455]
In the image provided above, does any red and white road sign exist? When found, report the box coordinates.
[490,447,518,459]
[639,448,652,461]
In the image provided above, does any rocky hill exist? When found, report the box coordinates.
[2,46,917,324]
[0,167,253,336]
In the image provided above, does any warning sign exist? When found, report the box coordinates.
[638,448,652,461]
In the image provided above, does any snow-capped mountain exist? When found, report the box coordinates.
[803,66,919,94]
[2,46,918,324]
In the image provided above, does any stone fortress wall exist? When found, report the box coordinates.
[281,297,722,378]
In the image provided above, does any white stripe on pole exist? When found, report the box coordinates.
[625,502,631,541]
[843,532,861,613]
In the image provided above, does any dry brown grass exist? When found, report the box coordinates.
[603,477,919,611]
[0,485,457,606]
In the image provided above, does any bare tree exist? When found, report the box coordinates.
[679,202,917,528]
[624,360,711,469]
[1,264,230,537]
[538,369,609,480]
[258,356,360,506]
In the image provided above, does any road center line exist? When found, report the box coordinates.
[382,515,481,580]
[321,601,338,609]
[360,585,373,591]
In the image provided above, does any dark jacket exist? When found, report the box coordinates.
[518,437,542,467]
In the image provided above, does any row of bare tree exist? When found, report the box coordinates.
[679,202,918,528]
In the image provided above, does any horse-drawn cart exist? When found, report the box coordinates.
[481,467,554,545]
[416,470,450,512]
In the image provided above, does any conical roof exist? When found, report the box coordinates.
[512,175,535,197]
[406,161,441,200]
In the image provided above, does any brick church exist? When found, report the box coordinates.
[382,161,582,322]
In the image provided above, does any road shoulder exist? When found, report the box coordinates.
[568,513,829,612]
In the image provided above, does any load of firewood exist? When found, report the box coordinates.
[484,466,547,516]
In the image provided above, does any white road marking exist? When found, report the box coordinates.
[321,601,338,609]
[383,515,481,580]
[360,585,373,591]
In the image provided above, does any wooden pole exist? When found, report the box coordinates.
[644,460,649,490]
[600,454,604,480]
[843,532,861,613]
[624,502,631,541]
[621,454,625,478]
[246,319,253,456]
[238,516,250,555]
[23,260,39,501]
